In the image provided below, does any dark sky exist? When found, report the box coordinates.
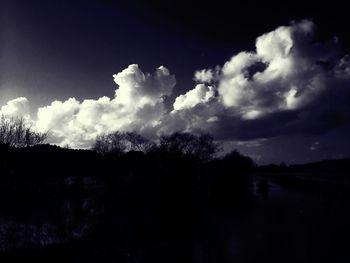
[2,0,349,107]
[1,0,350,163]
[1,0,235,107]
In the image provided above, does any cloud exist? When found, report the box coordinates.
[217,20,325,114]
[166,19,350,141]
[113,64,174,105]
[194,69,214,83]
[34,64,176,147]
[0,97,30,119]
[1,20,350,149]
[173,84,215,111]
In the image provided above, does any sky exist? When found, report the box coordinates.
[1,0,350,164]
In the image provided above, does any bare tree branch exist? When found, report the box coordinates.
[0,115,48,147]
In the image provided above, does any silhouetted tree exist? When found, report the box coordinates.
[93,131,153,155]
[93,132,125,155]
[0,116,47,147]
[159,132,220,162]
[123,132,154,152]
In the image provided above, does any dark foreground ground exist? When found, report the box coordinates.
[1,145,350,262]
[0,174,350,263]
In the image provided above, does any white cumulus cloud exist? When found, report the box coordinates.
[173,84,215,111]
[166,19,350,140]
[0,97,30,120]
[34,64,175,147]
[1,20,350,148]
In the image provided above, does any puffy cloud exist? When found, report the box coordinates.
[221,52,259,77]
[194,69,214,83]
[0,97,30,119]
[173,84,215,111]
[164,19,350,142]
[34,64,176,147]
[1,20,350,149]
[113,64,174,106]
[216,20,323,115]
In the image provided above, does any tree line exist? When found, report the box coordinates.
[0,116,254,171]
[0,116,47,148]
[93,131,221,162]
